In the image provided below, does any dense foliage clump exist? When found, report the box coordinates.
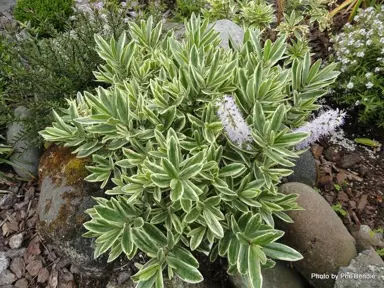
[40,15,338,288]
[331,6,384,128]
[13,0,74,35]
[202,0,333,32]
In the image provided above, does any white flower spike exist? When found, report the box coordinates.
[216,95,252,147]
[294,109,346,149]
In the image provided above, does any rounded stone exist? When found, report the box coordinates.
[0,252,10,274]
[352,225,384,252]
[8,233,24,249]
[0,269,17,285]
[230,261,310,288]
[37,145,115,278]
[162,21,185,41]
[209,20,244,49]
[6,106,42,179]
[277,183,357,288]
[287,150,317,187]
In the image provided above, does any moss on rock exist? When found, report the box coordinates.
[37,145,112,278]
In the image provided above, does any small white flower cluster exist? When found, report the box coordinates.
[74,0,94,14]
[216,95,252,147]
[74,0,133,24]
[332,6,384,91]
[294,109,346,149]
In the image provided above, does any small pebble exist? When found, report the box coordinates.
[9,233,24,249]
[0,252,10,274]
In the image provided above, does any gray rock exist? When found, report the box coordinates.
[163,19,244,50]
[37,146,119,278]
[8,233,23,249]
[6,106,42,179]
[117,270,132,284]
[287,150,317,187]
[0,252,9,274]
[324,146,341,162]
[162,21,185,41]
[210,19,244,49]
[0,0,15,13]
[339,154,362,169]
[352,225,384,252]
[3,248,25,259]
[230,261,310,288]
[277,183,357,288]
[0,269,16,285]
[14,278,28,288]
[0,191,17,210]
[351,248,384,266]
[334,249,384,288]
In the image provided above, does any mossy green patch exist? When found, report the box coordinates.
[64,157,90,186]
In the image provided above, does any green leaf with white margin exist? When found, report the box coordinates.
[151,174,171,188]
[122,148,145,165]
[167,255,203,283]
[167,135,180,167]
[162,158,179,178]
[269,104,285,132]
[94,205,125,223]
[253,102,265,133]
[121,226,134,256]
[142,223,167,246]
[108,241,123,262]
[184,206,201,223]
[155,268,164,288]
[96,228,122,256]
[237,243,249,274]
[188,226,206,251]
[132,262,160,282]
[179,163,203,179]
[182,180,200,201]
[228,236,240,266]
[131,228,158,257]
[273,211,294,223]
[172,245,199,268]
[249,244,267,265]
[218,230,232,256]
[132,259,162,285]
[251,231,285,246]
[203,208,224,238]
[248,246,263,288]
[219,163,246,178]
[170,179,184,201]
[262,242,303,261]
[136,274,157,288]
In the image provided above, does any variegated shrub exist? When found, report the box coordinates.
[40,15,339,288]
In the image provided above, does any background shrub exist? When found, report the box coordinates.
[13,0,74,36]
[331,6,384,128]
[0,5,132,146]
[173,0,205,22]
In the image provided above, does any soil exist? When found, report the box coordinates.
[313,135,384,236]
[0,176,85,287]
